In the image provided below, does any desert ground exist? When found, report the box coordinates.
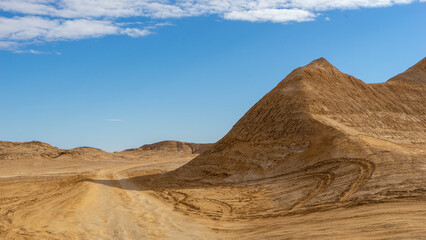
[1,58,425,239]
[1,145,424,240]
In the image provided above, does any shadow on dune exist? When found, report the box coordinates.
[80,171,221,192]
[80,157,376,193]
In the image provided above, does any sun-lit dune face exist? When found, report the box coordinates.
[0,58,425,240]
[177,57,425,179]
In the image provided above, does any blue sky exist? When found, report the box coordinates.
[0,1,425,151]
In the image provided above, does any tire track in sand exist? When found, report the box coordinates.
[338,159,375,202]
[289,172,335,212]
[289,158,375,211]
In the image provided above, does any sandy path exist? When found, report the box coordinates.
[106,164,220,239]
[1,161,220,240]
[69,163,221,239]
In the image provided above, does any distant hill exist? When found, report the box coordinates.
[122,141,213,154]
[0,140,213,161]
[0,141,108,160]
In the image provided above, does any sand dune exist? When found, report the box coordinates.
[0,58,425,239]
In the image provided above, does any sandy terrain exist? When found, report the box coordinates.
[1,57,425,239]
[1,154,424,239]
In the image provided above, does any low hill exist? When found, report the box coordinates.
[122,141,213,154]
[0,140,212,161]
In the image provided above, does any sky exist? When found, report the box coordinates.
[0,0,425,152]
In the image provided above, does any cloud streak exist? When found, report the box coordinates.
[0,0,422,51]
[107,119,123,122]
[0,16,151,44]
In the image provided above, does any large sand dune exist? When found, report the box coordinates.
[0,58,425,239]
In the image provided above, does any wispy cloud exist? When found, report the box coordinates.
[14,49,47,54]
[0,16,151,42]
[107,119,123,122]
[0,0,423,51]
[0,40,18,50]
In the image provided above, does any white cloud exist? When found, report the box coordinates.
[0,0,421,19]
[0,41,19,50]
[120,28,151,37]
[0,16,151,41]
[0,0,423,51]
[0,16,56,40]
[224,8,316,23]
[44,19,119,40]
